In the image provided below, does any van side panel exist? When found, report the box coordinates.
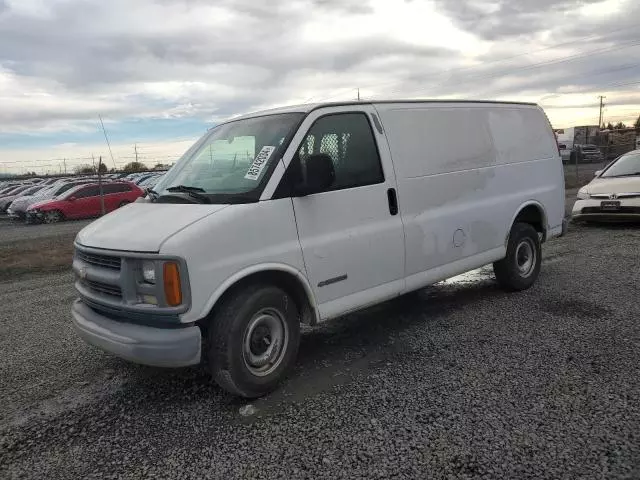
[488,106,565,234]
[374,102,563,288]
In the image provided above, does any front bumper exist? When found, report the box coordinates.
[572,198,640,222]
[25,211,43,223]
[6,208,25,220]
[71,299,201,367]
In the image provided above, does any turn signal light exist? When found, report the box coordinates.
[163,262,182,306]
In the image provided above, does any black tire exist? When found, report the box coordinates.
[119,200,130,208]
[493,222,541,292]
[208,285,300,398]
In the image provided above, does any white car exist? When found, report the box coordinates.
[71,100,566,398]
[572,149,640,222]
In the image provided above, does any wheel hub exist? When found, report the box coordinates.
[242,308,288,377]
[515,239,536,277]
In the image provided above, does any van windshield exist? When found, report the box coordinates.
[154,113,304,203]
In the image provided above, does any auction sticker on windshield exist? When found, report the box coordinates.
[245,146,276,181]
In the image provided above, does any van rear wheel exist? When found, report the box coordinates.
[493,222,541,291]
[208,285,300,398]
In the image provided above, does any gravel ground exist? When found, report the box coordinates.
[1,223,639,479]
[0,219,91,243]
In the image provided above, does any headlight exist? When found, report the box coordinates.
[577,189,590,200]
[141,260,156,284]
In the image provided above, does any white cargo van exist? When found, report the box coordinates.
[72,100,566,397]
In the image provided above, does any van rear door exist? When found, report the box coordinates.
[286,106,405,319]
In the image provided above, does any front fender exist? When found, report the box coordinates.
[193,262,319,325]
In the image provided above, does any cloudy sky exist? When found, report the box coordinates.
[1,0,639,173]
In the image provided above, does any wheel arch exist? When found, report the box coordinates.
[199,264,319,329]
[507,201,548,244]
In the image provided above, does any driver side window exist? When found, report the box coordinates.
[295,112,384,192]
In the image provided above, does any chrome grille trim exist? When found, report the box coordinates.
[590,193,640,199]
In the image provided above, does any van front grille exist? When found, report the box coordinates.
[84,279,122,298]
[75,250,121,271]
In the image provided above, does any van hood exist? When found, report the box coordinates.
[588,176,640,194]
[76,203,230,253]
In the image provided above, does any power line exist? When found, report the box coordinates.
[99,115,117,170]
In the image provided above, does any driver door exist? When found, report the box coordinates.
[288,107,406,320]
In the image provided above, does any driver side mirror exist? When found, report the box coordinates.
[294,153,335,196]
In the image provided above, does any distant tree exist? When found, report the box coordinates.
[154,163,167,170]
[122,161,147,173]
[635,114,640,132]
[606,122,615,131]
[614,122,626,130]
[75,164,95,174]
[97,162,108,174]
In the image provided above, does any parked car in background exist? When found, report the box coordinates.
[570,144,604,164]
[572,149,640,222]
[0,185,45,212]
[10,179,105,221]
[138,174,164,190]
[27,181,143,223]
[0,185,29,201]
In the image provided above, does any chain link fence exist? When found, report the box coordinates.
[563,141,637,188]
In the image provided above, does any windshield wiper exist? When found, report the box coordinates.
[165,185,211,204]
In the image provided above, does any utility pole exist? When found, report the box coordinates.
[357,88,360,101]
[134,143,139,163]
[598,95,606,128]
[92,153,96,172]
[63,158,67,175]
[98,156,105,216]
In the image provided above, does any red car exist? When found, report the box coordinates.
[26,181,144,223]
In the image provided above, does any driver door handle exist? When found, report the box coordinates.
[387,188,398,216]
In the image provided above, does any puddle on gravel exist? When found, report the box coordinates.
[439,267,493,286]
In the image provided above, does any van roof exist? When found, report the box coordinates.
[230,99,539,122]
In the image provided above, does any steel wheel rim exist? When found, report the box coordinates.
[242,308,288,377]
[515,238,536,277]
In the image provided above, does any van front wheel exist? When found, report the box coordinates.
[493,222,541,291]
[208,285,300,398]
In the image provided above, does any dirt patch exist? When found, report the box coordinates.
[0,234,75,281]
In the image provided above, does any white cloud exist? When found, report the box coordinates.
[0,0,639,172]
